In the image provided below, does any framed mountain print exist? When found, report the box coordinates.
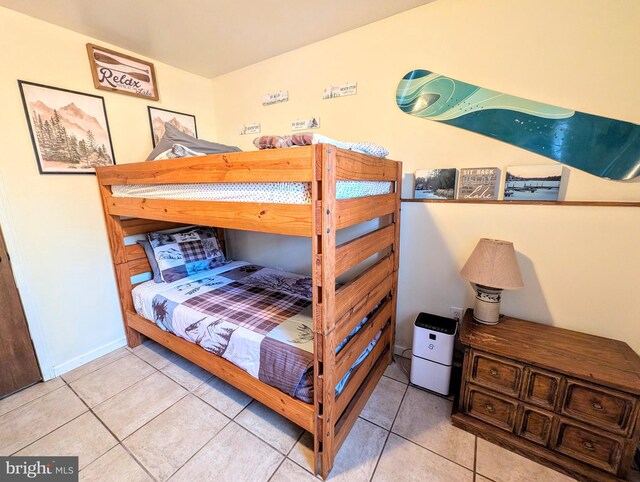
[18,80,116,174]
[148,106,197,147]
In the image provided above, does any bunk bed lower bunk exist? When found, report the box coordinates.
[96,144,401,478]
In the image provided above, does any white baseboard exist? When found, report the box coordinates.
[394,344,411,358]
[50,337,127,379]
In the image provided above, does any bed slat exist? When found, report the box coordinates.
[128,258,151,277]
[125,243,146,261]
[333,344,390,453]
[108,197,312,237]
[335,149,399,181]
[334,325,391,420]
[120,218,186,237]
[334,255,393,323]
[335,278,393,345]
[335,193,396,231]
[127,312,315,431]
[334,299,392,383]
[97,147,315,185]
[335,224,395,277]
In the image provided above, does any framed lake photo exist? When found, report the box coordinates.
[86,43,159,101]
[414,168,457,200]
[18,80,116,174]
[148,107,197,147]
[504,165,563,201]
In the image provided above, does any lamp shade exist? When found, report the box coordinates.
[460,238,524,290]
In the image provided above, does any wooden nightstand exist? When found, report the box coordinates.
[452,309,640,481]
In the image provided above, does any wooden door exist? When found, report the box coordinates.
[0,226,40,397]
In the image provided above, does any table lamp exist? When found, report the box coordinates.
[460,238,524,324]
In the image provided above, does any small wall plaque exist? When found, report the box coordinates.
[262,91,289,106]
[87,43,158,101]
[291,117,320,131]
[456,167,501,200]
[322,82,357,99]
[238,123,261,135]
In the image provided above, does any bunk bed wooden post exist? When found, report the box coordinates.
[311,144,339,478]
[390,162,402,352]
[97,183,144,348]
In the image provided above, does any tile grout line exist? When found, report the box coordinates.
[74,366,160,412]
[266,457,288,482]
[283,363,412,479]
[60,347,131,385]
[83,367,234,480]
[62,377,160,482]
[0,380,66,419]
[230,418,301,460]
[9,404,90,456]
[367,378,410,482]
[285,456,316,477]
[390,430,476,474]
[474,435,478,478]
[163,417,236,480]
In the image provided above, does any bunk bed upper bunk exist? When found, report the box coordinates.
[97,144,400,236]
[95,143,402,479]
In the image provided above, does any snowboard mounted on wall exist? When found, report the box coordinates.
[396,70,640,181]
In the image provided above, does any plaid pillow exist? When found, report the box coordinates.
[148,227,226,283]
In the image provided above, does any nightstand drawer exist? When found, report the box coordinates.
[562,379,637,436]
[522,367,562,411]
[469,350,524,397]
[517,404,554,446]
[465,385,518,432]
[553,419,624,475]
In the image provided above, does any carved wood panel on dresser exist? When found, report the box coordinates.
[451,310,640,482]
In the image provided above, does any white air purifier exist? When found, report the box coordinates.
[410,312,457,395]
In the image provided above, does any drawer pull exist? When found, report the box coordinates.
[489,368,499,377]
[592,401,603,411]
[583,440,595,451]
[485,404,495,413]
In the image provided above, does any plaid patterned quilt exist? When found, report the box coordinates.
[132,261,382,403]
[133,262,316,401]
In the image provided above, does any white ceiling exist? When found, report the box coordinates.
[0,0,434,78]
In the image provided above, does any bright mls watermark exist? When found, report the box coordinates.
[0,457,78,481]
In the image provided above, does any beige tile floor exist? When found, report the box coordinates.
[0,342,638,482]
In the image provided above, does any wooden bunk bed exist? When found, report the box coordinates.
[95,144,401,478]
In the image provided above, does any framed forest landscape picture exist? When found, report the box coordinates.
[86,43,159,101]
[18,81,116,175]
[414,168,457,200]
[148,106,197,147]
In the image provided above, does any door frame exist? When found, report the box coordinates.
[0,181,54,380]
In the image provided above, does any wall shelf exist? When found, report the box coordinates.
[401,199,640,207]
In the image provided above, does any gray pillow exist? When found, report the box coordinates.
[146,122,241,160]
[137,239,163,283]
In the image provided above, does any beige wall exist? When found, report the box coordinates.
[0,7,217,377]
[212,0,640,352]
[1,0,638,379]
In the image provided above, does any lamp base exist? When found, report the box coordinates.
[472,285,503,325]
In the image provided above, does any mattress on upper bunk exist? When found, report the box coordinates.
[132,260,380,403]
[111,180,392,204]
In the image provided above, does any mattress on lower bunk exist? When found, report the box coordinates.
[112,180,392,204]
[132,261,381,403]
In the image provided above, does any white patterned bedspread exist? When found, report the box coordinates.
[112,181,392,204]
[132,261,380,403]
